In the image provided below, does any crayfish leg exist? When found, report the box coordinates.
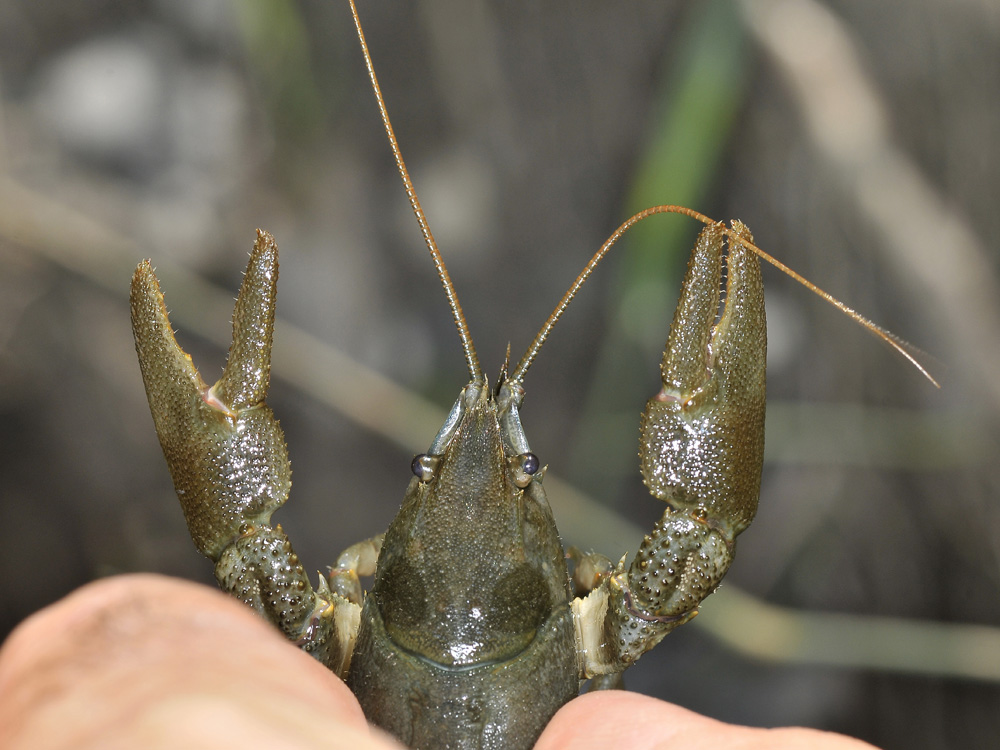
[131,232,361,676]
[575,221,766,677]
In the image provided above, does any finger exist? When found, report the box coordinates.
[216,230,279,411]
[130,260,207,426]
[658,223,723,393]
[535,691,877,750]
[0,574,402,750]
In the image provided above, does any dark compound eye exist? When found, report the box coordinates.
[510,452,540,489]
[521,452,539,475]
[411,454,440,482]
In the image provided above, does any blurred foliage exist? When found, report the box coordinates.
[1,1,999,748]
[569,0,752,502]
[233,0,328,150]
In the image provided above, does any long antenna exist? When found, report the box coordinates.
[510,204,939,388]
[348,0,483,383]
[348,0,936,392]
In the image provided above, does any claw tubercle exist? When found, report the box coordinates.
[203,383,237,418]
[653,386,712,413]
[654,388,690,405]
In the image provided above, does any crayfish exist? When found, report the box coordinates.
[130,2,934,748]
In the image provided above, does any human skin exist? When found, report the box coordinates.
[0,575,875,750]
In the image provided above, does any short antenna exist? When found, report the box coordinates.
[348,0,483,383]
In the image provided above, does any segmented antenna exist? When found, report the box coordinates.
[348,0,936,392]
[510,205,939,388]
[348,0,483,384]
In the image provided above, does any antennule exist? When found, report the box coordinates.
[348,0,483,383]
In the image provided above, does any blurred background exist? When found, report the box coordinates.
[1,0,998,747]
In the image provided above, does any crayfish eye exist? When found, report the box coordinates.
[411,454,440,482]
[510,452,540,489]
[521,452,539,475]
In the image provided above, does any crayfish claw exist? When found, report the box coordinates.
[640,220,765,537]
[132,232,359,673]
[130,232,290,560]
[577,221,766,678]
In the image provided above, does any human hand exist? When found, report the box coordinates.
[537,689,876,750]
[0,575,875,750]
[0,575,396,750]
